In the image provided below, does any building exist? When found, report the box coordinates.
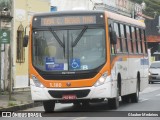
[51,0,94,11]
[52,0,144,18]
[145,16,160,61]
[13,0,51,89]
[1,0,51,91]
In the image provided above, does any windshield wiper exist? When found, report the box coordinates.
[49,28,65,58]
[49,28,65,48]
[72,26,88,47]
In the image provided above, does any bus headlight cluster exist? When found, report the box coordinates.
[94,72,108,87]
[32,75,44,88]
[148,71,151,76]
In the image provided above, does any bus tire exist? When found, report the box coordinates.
[108,88,119,109]
[121,95,130,103]
[73,101,81,106]
[82,101,90,107]
[43,100,55,112]
[131,81,139,103]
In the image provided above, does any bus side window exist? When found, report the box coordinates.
[136,28,142,54]
[131,27,137,54]
[139,29,143,54]
[120,24,127,53]
[109,23,116,54]
[126,25,132,53]
[113,23,121,53]
[134,27,139,53]
[141,30,147,54]
[129,26,134,53]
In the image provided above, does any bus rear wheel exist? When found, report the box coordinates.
[43,100,55,112]
[131,81,139,103]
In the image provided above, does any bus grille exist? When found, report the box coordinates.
[41,73,97,80]
[48,89,90,98]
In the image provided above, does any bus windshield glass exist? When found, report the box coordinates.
[32,27,106,71]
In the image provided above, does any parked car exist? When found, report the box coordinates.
[148,61,160,84]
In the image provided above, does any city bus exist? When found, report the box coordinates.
[24,10,149,112]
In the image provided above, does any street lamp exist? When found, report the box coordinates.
[0,7,12,96]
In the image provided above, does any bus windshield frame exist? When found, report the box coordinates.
[32,25,106,73]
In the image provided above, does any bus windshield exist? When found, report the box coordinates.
[32,27,106,72]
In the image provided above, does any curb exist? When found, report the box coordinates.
[0,102,42,111]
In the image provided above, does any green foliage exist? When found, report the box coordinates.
[8,101,17,107]
[130,0,160,17]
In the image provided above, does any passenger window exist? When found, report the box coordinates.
[139,29,143,53]
[126,25,133,53]
[136,28,142,54]
[114,23,122,53]
[131,27,137,53]
[120,24,127,53]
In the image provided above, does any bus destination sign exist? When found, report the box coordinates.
[41,16,96,26]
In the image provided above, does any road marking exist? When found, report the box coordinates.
[155,94,160,97]
[139,98,149,102]
[73,117,88,120]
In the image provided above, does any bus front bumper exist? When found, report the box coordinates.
[30,80,117,101]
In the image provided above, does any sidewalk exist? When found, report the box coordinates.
[0,89,42,111]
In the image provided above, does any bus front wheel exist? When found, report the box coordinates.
[43,100,55,112]
[108,88,119,109]
[121,95,130,103]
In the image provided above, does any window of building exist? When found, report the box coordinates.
[16,24,25,63]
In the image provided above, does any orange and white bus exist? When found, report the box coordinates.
[24,10,149,112]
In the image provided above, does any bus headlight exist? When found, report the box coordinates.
[94,72,108,87]
[148,71,151,76]
[32,75,44,88]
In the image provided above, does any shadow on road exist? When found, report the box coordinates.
[42,101,133,117]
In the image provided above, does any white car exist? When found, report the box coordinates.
[149,61,160,84]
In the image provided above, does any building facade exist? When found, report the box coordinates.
[12,0,50,89]
[146,16,160,61]
[51,0,94,11]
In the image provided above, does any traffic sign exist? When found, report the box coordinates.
[0,29,10,44]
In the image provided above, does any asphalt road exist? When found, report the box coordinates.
[23,83,160,118]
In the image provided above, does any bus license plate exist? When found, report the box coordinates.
[62,95,77,100]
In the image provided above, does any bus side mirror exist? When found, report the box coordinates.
[110,30,117,44]
[23,35,29,47]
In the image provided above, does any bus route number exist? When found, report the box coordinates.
[50,83,62,88]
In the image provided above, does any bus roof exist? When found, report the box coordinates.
[33,10,104,17]
[33,10,145,28]
[106,11,145,28]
